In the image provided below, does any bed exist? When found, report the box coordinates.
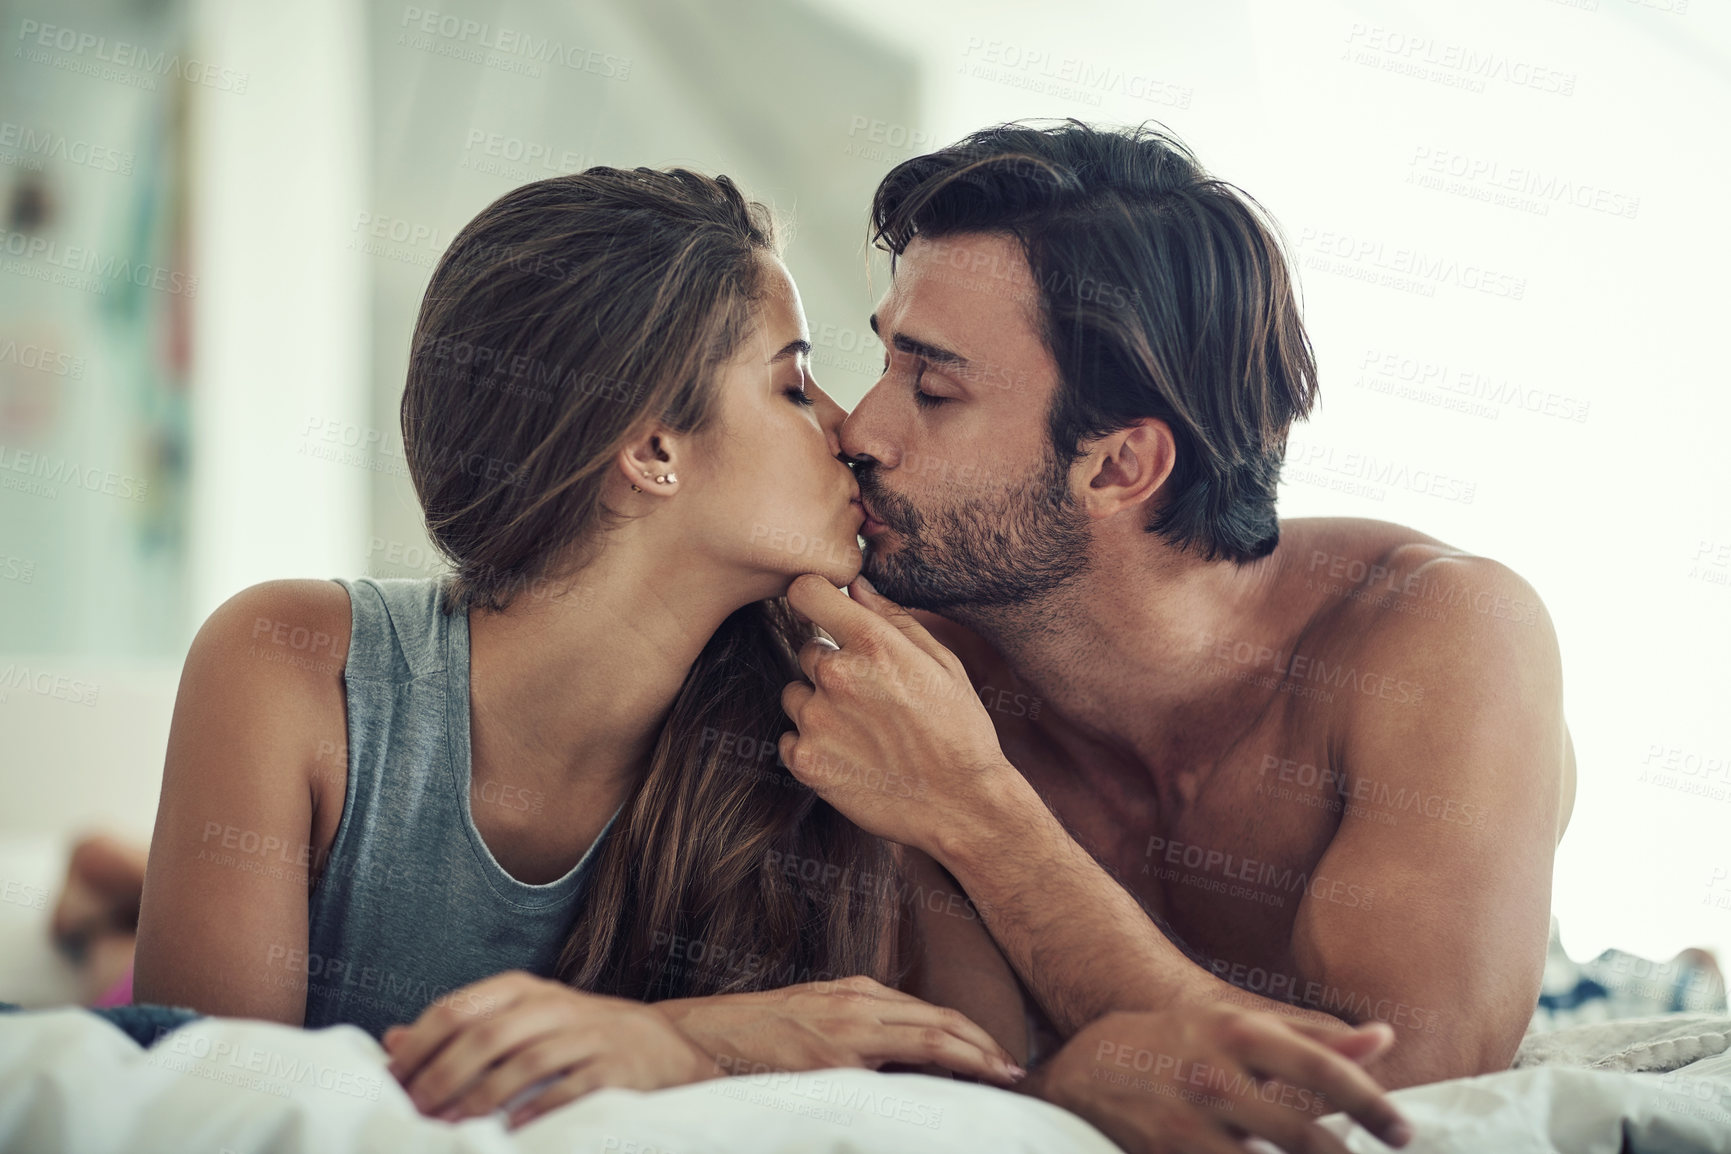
[4,837,1729,1153]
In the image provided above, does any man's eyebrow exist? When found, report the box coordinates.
[867,313,970,367]
[768,338,812,364]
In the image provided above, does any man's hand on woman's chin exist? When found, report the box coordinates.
[777,573,1038,859]
[1021,1004,1414,1154]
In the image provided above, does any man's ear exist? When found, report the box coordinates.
[1082,419,1176,517]
[615,427,683,494]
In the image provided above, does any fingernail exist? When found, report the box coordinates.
[438,1107,461,1123]
[855,575,877,595]
[1386,1119,1414,1146]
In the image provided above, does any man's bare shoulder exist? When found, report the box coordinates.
[1285,521,1572,832]
[1279,517,1557,659]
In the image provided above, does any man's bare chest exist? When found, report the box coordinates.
[990,705,1349,971]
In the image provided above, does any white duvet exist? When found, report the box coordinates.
[2,1007,1730,1153]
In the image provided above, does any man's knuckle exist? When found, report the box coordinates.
[811,656,847,692]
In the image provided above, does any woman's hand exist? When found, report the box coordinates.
[654,973,1025,1086]
[1022,1004,1414,1154]
[383,971,721,1128]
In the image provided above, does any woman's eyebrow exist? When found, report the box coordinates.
[768,338,812,364]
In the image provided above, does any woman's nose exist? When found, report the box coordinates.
[809,379,849,457]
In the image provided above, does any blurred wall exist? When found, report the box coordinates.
[1,0,1727,974]
[356,0,918,582]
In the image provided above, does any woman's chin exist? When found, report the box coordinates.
[801,548,864,590]
[777,544,864,593]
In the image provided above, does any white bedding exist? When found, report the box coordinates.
[3,1007,1730,1154]
[0,1008,1118,1153]
[5,836,1730,1152]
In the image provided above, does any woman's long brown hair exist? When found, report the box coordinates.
[400,167,904,1001]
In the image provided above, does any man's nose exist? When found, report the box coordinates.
[839,386,893,469]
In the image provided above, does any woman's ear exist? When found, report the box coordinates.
[617,429,682,494]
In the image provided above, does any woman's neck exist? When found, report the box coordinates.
[464,536,769,798]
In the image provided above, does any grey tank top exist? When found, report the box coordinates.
[303,576,622,1038]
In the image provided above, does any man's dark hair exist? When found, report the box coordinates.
[870,120,1317,563]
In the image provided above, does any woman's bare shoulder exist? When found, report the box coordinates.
[190,578,352,686]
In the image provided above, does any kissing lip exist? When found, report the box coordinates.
[854,493,887,535]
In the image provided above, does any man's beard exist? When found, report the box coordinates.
[855,446,1092,612]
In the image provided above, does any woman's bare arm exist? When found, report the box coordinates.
[133,580,350,1024]
[894,845,1030,1068]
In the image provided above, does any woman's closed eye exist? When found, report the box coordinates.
[785,378,816,407]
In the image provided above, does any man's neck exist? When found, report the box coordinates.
[945,533,1296,778]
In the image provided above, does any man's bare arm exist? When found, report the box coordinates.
[1281,556,1565,1087]
[937,557,1565,1088]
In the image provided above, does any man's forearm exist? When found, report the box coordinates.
[933,773,1206,1034]
[933,773,1336,1037]
[930,779,1468,1086]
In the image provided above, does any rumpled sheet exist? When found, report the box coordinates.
[4,1007,1731,1153]
[0,1007,1118,1153]
[1307,1014,1731,1153]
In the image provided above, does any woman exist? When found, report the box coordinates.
[129,166,1028,1128]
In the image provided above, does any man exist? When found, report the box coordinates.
[778,122,1572,1151]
